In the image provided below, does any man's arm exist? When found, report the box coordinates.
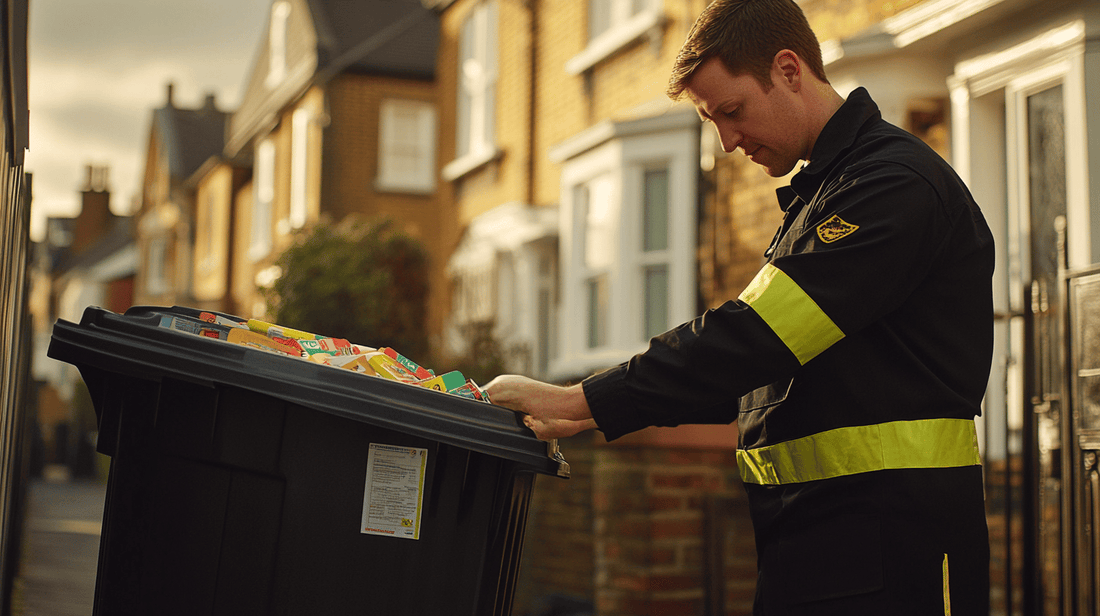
[484,375,598,440]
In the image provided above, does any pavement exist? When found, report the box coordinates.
[11,465,105,616]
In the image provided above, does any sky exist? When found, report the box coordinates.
[25,0,272,241]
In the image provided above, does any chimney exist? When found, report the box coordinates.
[166,82,175,108]
[203,93,218,112]
[71,165,114,256]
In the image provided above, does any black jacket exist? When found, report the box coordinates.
[581,88,994,613]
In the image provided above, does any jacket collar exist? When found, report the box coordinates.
[779,87,881,208]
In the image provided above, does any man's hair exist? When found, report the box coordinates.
[667,0,828,100]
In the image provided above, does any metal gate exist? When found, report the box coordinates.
[1063,264,1100,616]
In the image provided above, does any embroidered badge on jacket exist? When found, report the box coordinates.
[817,214,859,243]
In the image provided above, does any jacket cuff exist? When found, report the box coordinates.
[582,364,645,441]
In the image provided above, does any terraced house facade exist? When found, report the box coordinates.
[427,0,1100,614]
[126,0,1100,613]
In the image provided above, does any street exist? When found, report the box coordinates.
[12,467,104,616]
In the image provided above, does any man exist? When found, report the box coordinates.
[487,0,993,613]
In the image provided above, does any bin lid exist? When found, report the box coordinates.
[48,306,569,478]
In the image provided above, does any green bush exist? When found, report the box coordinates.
[263,217,430,360]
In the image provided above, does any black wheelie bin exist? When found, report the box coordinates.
[47,305,569,616]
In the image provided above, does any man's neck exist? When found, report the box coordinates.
[803,82,846,164]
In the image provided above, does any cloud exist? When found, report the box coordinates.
[29,0,270,64]
[24,0,268,240]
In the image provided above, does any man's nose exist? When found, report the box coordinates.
[714,124,741,153]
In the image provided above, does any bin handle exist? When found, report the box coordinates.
[547,439,571,478]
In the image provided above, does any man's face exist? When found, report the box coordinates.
[685,56,809,177]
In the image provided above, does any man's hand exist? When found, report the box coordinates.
[484,374,598,440]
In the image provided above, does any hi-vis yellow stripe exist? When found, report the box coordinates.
[737,418,981,485]
[738,264,844,365]
[943,553,952,615]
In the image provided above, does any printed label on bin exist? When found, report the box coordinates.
[361,444,427,540]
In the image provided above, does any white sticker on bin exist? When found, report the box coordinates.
[361,443,427,540]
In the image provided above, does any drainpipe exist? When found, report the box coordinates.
[526,0,538,207]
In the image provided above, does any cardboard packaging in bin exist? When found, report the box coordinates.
[48,305,568,616]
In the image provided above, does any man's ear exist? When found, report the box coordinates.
[773,50,802,91]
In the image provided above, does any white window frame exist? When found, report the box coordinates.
[637,164,672,341]
[145,236,168,295]
[576,173,616,350]
[265,1,291,89]
[445,203,559,377]
[377,99,437,194]
[552,112,698,380]
[198,191,216,274]
[566,0,663,75]
[443,1,499,181]
[289,108,310,230]
[250,139,276,261]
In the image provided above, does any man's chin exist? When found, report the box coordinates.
[761,162,797,178]
[746,152,796,177]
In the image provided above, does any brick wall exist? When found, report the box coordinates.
[698,151,787,309]
[513,434,597,614]
[514,435,757,616]
[320,74,453,341]
[192,164,235,306]
[592,446,754,616]
[800,0,926,42]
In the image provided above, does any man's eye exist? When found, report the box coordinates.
[724,107,740,118]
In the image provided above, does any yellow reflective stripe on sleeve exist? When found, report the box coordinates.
[736,418,981,485]
[943,553,952,616]
[738,263,844,365]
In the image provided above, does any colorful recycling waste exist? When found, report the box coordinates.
[157,311,491,403]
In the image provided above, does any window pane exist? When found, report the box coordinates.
[643,168,668,252]
[266,1,290,87]
[290,109,309,228]
[643,265,668,340]
[457,3,496,158]
[146,238,166,293]
[386,106,421,180]
[1027,83,1066,616]
[379,100,436,191]
[587,275,608,349]
[588,0,611,40]
[582,177,614,269]
[251,140,275,257]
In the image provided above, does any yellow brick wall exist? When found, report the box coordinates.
[801,0,926,43]
[436,0,535,225]
[134,131,168,308]
[225,73,452,338]
[192,164,235,305]
[230,176,256,317]
[322,75,436,233]
[437,0,944,329]
[491,0,534,211]
[530,0,713,209]
[529,0,587,208]
[699,153,788,309]
[321,73,451,343]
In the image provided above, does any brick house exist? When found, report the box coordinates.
[191,0,446,333]
[427,0,1100,614]
[133,84,231,310]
